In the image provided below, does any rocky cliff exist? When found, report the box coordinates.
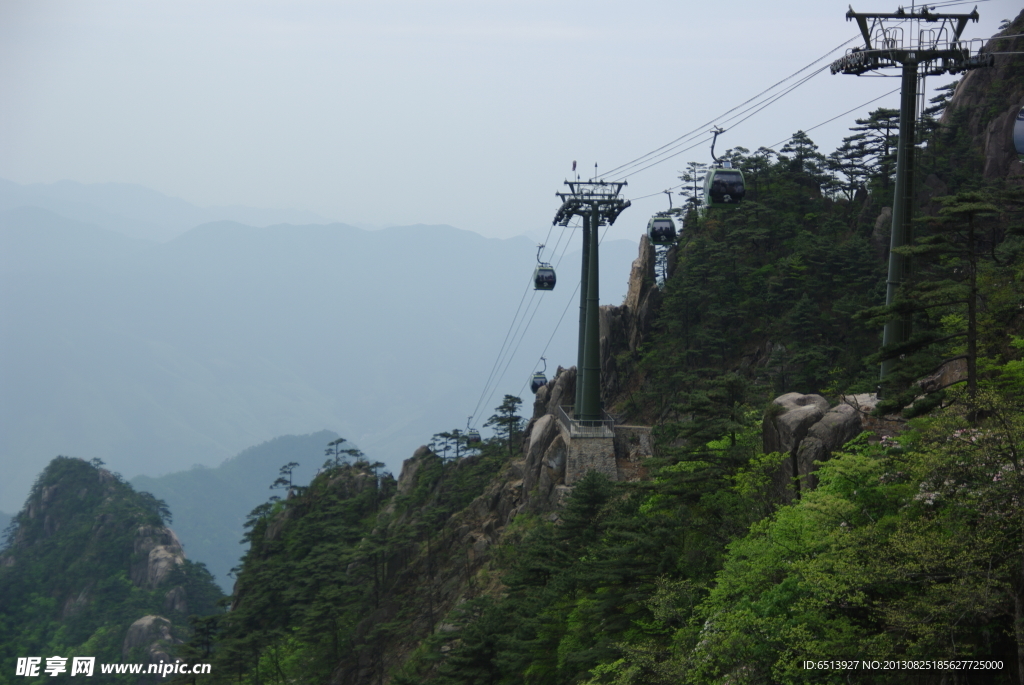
[599,234,664,405]
[942,9,1024,184]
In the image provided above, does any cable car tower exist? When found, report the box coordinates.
[553,175,630,423]
[831,4,992,382]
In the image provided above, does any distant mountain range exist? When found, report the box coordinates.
[0,178,335,242]
[0,179,642,513]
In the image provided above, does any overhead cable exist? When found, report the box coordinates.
[601,35,861,180]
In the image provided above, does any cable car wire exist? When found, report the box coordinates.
[470,218,580,427]
[601,35,862,180]
[469,272,535,424]
[624,83,904,204]
[517,222,616,399]
[481,220,580,420]
[612,64,834,182]
[498,46,889,407]
[766,86,902,150]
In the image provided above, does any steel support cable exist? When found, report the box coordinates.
[484,283,548,419]
[469,268,539,425]
[924,0,994,7]
[766,86,902,149]
[502,284,550,404]
[603,43,852,178]
[602,35,861,180]
[486,218,580,416]
[622,86,905,202]
[544,221,571,266]
[470,219,578,427]
[517,222,615,399]
[612,66,833,184]
[609,66,829,183]
[613,65,833,182]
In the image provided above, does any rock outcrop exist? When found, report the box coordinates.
[123,614,180,663]
[599,235,663,404]
[0,457,221,682]
[941,10,1024,185]
[163,585,188,614]
[516,235,663,513]
[530,366,576,422]
[764,392,867,496]
[131,525,186,589]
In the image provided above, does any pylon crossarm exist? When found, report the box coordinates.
[831,47,989,75]
[553,199,631,227]
[836,6,984,76]
[553,179,630,227]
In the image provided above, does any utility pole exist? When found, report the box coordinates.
[831,5,992,383]
[553,179,630,423]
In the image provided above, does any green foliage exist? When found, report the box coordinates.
[130,430,344,592]
[201,423,510,684]
[656,387,1024,683]
[639,132,886,452]
[406,85,1024,684]
[0,457,225,683]
[866,187,1024,414]
[130,59,1024,685]
[485,395,525,457]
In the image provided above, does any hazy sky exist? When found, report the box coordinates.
[1,0,1017,241]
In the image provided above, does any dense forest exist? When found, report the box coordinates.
[3,15,1023,685]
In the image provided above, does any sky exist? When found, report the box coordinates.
[0,0,1019,244]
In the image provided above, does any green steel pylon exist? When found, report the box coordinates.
[554,178,630,423]
[831,5,992,384]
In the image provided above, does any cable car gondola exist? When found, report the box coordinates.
[534,263,556,290]
[533,244,556,290]
[647,215,676,244]
[704,127,746,208]
[530,357,548,394]
[647,191,678,245]
[1015,106,1024,160]
[466,417,481,445]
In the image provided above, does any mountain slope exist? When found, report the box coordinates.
[0,457,224,682]
[130,430,344,592]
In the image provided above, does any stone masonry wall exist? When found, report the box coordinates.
[565,436,616,486]
[613,426,653,482]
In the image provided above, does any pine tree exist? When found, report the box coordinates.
[847,107,900,192]
[485,395,524,457]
